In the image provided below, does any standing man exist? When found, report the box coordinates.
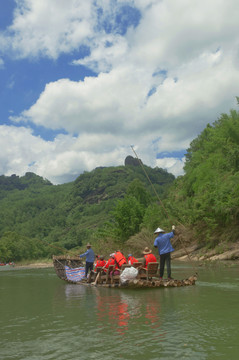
[154,225,176,280]
[79,243,95,278]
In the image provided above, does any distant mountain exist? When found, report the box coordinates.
[0,172,52,193]
[0,158,175,261]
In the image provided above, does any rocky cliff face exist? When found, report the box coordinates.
[124,155,142,166]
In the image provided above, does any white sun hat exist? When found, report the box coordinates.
[154,227,165,233]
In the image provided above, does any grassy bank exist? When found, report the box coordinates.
[15,258,53,268]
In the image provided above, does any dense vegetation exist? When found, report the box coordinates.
[163,101,239,247]
[1,101,239,263]
[0,164,174,262]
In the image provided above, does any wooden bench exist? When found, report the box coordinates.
[88,266,103,283]
[100,264,115,284]
[139,262,159,281]
[121,264,132,270]
[132,262,143,269]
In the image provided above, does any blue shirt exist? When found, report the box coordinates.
[154,232,174,255]
[79,248,95,263]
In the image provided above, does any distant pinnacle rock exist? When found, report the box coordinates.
[124,155,142,166]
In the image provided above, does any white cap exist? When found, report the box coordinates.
[154,227,165,234]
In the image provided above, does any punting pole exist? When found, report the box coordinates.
[130,145,195,265]
[131,145,173,223]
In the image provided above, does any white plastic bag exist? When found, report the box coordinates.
[120,267,138,284]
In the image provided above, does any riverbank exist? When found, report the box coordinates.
[14,260,53,269]
[172,241,239,261]
[7,240,239,270]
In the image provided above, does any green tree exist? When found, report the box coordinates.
[167,103,239,245]
[112,195,144,241]
[126,179,151,207]
[0,232,47,262]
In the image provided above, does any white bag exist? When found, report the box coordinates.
[120,267,138,284]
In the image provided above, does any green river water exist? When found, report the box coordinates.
[0,261,239,360]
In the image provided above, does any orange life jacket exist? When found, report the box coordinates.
[95,259,106,269]
[114,251,127,269]
[104,258,115,269]
[144,253,157,269]
[128,256,138,265]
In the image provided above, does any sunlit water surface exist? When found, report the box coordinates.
[1,262,239,360]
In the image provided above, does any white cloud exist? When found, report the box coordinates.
[13,51,239,144]
[73,34,129,73]
[0,125,132,184]
[1,0,239,183]
[0,0,94,59]
[156,157,185,177]
[0,125,52,176]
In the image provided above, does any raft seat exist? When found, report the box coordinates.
[139,262,159,281]
[121,264,131,270]
[110,265,121,284]
[110,263,130,284]
[132,262,143,269]
[100,265,115,284]
[88,266,103,283]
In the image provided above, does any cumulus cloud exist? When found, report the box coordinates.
[0,126,134,184]
[0,125,52,176]
[156,157,185,177]
[0,0,94,59]
[1,0,239,183]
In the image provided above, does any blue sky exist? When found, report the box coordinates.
[0,0,239,184]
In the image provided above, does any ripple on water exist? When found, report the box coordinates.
[1,268,239,359]
[198,280,239,291]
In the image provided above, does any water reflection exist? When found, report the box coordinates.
[2,266,239,359]
[65,283,88,298]
[94,288,164,336]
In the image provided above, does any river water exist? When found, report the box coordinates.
[0,261,239,360]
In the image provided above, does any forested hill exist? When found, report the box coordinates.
[0,172,52,195]
[0,159,174,262]
[1,104,239,263]
[164,105,239,249]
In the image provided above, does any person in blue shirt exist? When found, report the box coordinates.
[79,243,95,278]
[154,225,176,280]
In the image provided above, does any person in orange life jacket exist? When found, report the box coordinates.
[103,253,115,273]
[127,254,138,265]
[109,251,126,276]
[154,225,176,280]
[94,255,106,270]
[142,247,157,269]
[114,250,127,269]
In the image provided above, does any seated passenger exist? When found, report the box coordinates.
[103,253,116,272]
[114,250,127,269]
[128,254,138,265]
[142,247,157,269]
[94,255,106,270]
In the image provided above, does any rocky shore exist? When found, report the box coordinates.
[10,241,239,270]
[172,242,239,261]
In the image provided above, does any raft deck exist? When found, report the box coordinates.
[53,255,197,288]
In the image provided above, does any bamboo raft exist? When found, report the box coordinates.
[53,255,197,288]
[53,255,84,281]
